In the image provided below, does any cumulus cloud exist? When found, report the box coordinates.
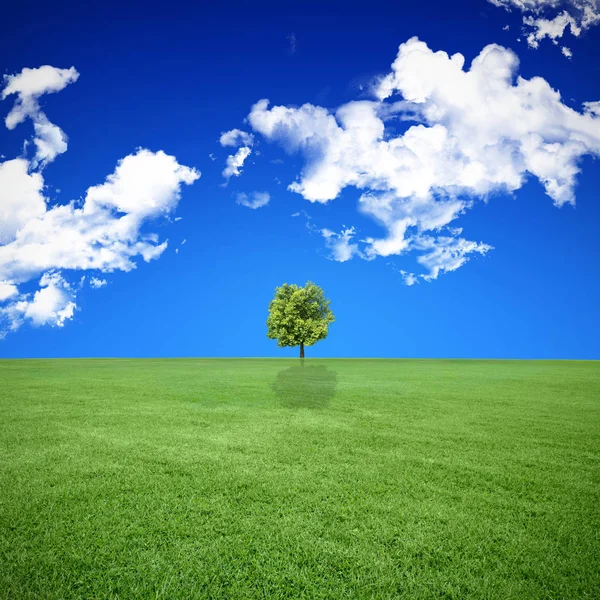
[0,158,46,244]
[89,277,107,289]
[239,37,600,283]
[399,270,419,286]
[236,191,270,209]
[220,129,254,182]
[0,272,76,335]
[523,10,581,47]
[0,66,200,337]
[85,149,199,217]
[222,146,252,181]
[489,0,600,53]
[321,227,362,262]
[2,65,78,100]
[0,281,18,301]
[219,129,254,147]
[583,100,600,116]
[2,66,79,167]
[0,148,199,283]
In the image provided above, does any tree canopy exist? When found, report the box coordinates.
[266,281,334,358]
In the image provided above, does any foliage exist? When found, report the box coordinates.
[266,281,334,354]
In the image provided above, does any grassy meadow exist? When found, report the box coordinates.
[0,358,599,599]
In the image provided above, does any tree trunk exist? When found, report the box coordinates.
[300,342,305,359]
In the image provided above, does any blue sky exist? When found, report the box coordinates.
[0,0,599,359]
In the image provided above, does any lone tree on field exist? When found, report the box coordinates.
[266,281,335,359]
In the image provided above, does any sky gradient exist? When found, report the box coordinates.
[1,0,599,359]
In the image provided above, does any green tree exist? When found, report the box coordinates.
[266,281,335,358]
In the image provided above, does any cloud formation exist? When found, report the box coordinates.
[222,146,252,180]
[89,277,107,289]
[0,158,46,244]
[236,191,270,209]
[2,66,79,167]
[219,129,254,147]
[241,37,600,282]
[489,0,600,54]
[0,67,200,337]
[320,227,361,262]
[2,272,76,332]
[220,129,254,182]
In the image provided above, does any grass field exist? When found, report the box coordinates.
[1,359,599,599]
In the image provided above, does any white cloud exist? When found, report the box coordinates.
[583,100,600,116]
[2,65,79,101]
[0,158,46,244]
[236,191,270,209]
[488,0,600,53]
[0,148,199,335]
[222,146,252,180]
[523,10,580,47]
[321,227,362,262]
[89,277,107,289]
[1,271,76,332]
[1,65,201,336]
[0,67,200,337]
[220,129,254,182]
[2,66,79,167]
[414,236,493,281]
[0,281,18,301]
[85,148,199,217]
[0,148,199,285]
[239,37,600,282]
[561,45,573,56]
[219,129,254,147]
[400,270,419,286]
[25,272,76,326]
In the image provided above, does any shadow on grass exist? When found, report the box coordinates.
[272,362,338,409]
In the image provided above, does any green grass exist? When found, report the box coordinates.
[1,359,599,599]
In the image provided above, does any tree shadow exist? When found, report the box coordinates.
[272,363,338,409]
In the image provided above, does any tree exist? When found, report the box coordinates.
[266,281,335,358]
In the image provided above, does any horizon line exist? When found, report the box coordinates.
[0,356,598,362]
